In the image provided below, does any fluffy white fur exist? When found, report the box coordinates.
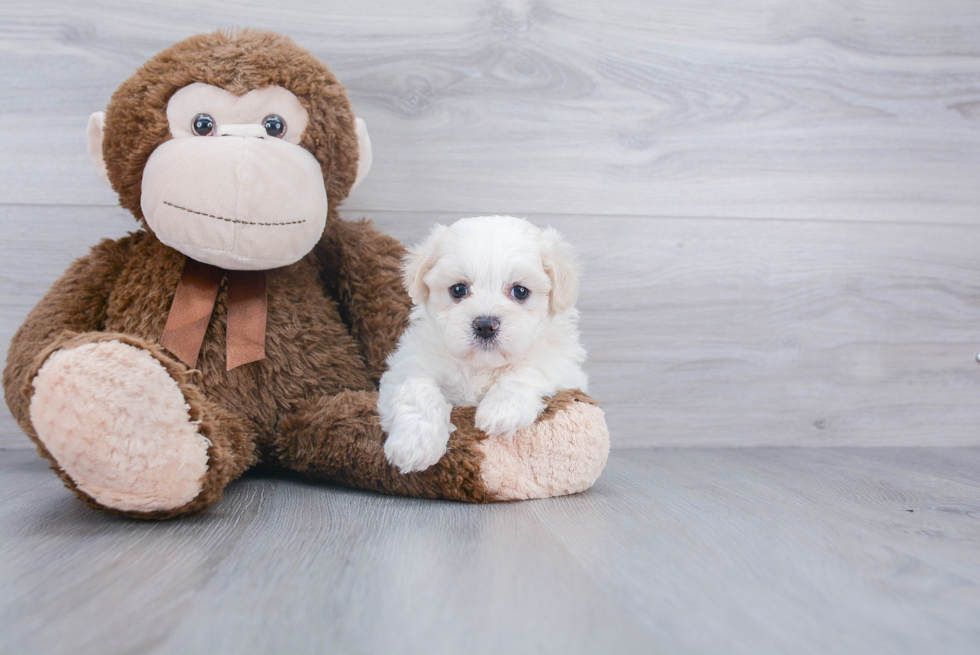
[379,216,588,473]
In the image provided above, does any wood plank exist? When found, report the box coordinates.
[0,445,56,504]
[0,451,271,655]
[3,206,980,448]
[2,0,980,222]
[3,448,979,654]
[530,447,980,655]
[837,447,980,489]
[150,476,654,654]
[0,450,655,655]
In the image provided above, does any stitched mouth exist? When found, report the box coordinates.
[163,201,306,227]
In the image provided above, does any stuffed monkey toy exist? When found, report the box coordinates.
[2,30,609,519]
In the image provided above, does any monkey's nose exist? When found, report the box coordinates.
[217,124,268,138]
[472,316,501,340]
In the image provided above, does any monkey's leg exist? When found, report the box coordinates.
[23,333,257,519]
[276,389,609,502]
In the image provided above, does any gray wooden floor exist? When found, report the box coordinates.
[2,446,979,655]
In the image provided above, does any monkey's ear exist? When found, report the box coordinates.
[540,226,580,314]
[403,224,448,305]
[87,112,110,186]
[350,117,372,192]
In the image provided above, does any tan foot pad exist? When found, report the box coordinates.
[29,341,210,512]
[479,397,610,501]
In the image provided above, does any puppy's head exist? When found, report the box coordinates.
[404,216,579,367]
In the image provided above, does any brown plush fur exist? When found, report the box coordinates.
[2,30,603,519]
[277,388,589,503]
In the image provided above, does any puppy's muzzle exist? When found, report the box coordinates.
[472,316,501,342]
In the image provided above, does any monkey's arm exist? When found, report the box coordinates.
[276,388,608,503]
[2,236,132,429]
[316,216,412,384]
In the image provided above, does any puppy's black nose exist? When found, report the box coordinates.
[473,316,501,340]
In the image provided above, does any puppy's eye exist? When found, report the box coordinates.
[263,114,286,138]
[192,114,215,136]
[450,283,469,299]
[511,285,529,301]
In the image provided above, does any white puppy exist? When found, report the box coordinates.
[378,215,588,473]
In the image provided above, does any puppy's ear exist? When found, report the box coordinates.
[404,225,448,305]
[540,227,580,314]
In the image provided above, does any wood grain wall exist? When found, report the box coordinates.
[2,0,979,448]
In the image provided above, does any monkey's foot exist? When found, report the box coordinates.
[29,340,211,514]
[477,390,610,500]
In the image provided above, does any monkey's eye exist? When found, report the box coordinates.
[450,283,469,299]
[263,114,286,138]
[191,114,215,136]
[511,285,529,301]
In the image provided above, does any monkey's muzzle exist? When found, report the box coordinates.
[140,135,328,270]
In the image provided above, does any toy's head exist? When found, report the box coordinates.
[87,30,371,270]
[404,216,580,369]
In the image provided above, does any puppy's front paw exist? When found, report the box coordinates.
[383,406,453,474]
[380,377,455,474]
[384,421,452,474]
[475,389,545,439]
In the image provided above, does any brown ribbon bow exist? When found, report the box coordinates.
[160,258,267,371]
